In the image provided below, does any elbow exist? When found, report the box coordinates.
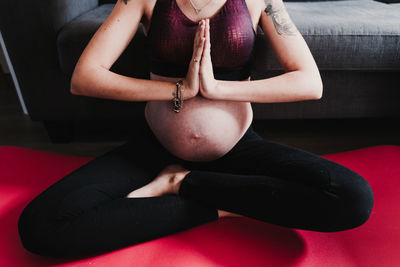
[70,62,94,95]
[70,63,105,96]
[312,79,323,100]
[70,71,83,95]
[70,83,80,95]
[303,70,323,100]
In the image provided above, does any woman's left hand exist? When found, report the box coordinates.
[199,18,220,99]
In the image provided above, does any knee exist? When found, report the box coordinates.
[342,178,374,230]
[325,170,374,232]
[18,205,42,255]
[18,204,60,257]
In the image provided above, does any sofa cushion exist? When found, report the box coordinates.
[99,0,116,4]
[1,145,400,266]
[255,0,400,72]
[57,0,400,78]
[57,4,150,79]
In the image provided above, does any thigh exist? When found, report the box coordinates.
[18,124,221,257]
[23,129,177,221]
[207,130,339,188]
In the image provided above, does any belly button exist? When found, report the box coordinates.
[190,133,202,140]
[192,134,201,139]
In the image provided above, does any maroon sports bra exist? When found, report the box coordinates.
[147,0,256,81]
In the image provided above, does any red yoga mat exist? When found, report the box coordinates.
[0,145,399,266]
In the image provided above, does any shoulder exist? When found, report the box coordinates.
[120,0,151,13]
[139,0,158,25]
[142,0,158,13]
[117,0,147,7]
[245,0,266,11]
[246,0,267,8]
[245,0,268,26]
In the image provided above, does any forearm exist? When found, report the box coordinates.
[70,65,181,102]
[215,70,323,103]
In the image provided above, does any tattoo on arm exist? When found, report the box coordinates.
[264,0,298,37]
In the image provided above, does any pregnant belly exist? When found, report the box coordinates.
[145,95,253,162]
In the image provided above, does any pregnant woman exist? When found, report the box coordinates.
[18,0,374,258]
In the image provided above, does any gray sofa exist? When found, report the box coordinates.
[0,0,399,142]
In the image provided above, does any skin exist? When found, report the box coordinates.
[144,0,301,162]
[131,1,257,218]
[264,0,298,36]
[72,0,322,218]
[128,0,301,218]
[144,2,253,163]
[144,17,251,218]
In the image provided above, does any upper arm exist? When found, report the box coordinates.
[72,0,145,77]
[258,0,319,74]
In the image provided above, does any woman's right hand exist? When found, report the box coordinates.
[183,19,206,99]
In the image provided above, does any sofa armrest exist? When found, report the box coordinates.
[0,0,99,39]
[48,0,101,33]
[374,0,400,3]
[0,0,99,120]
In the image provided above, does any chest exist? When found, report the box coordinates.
[146,0,256,68]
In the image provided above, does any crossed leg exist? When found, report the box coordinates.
[17,136,219,258]
[18,125,374,258]
[176,133,375,232]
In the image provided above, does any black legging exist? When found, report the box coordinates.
[18,119,374,258]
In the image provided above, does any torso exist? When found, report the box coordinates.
[141,0,263,162]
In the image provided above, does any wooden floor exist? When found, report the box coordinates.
[1,71,399,158]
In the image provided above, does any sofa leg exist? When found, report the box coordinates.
[43,120,75,143]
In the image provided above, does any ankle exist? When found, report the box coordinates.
[125,181,166,198]
[171,170,190,195]
[217,209,243,218]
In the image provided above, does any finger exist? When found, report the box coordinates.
[201,18,210,62]
[205,18,211,55]
[193,20,206,63]
[193,19,204,44]
[192,20,203,59]
[197,20,206,53]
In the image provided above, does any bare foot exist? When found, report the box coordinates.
[125,164,190,198]
[217,209,244,218]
